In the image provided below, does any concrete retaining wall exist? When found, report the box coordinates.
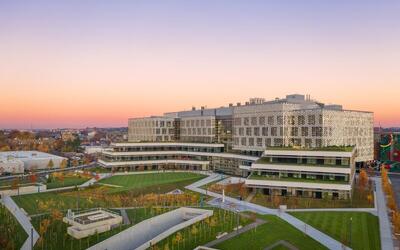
[88,207,213,250]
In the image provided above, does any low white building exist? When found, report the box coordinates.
[0,151,67,172]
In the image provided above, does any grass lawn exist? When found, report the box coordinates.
[13,173,205,215]
[0,204,28,249]
[155,207,253,250]
[46,176,90,189]
[99,172,205,193]
[215,214,327,250]
[12,186,110,215]
[289,211,381,250]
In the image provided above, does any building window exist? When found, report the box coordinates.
[262,127,268,136]
[239,128,244,136]
[244,117,250,125]
[301,127,308,136]
[259,116,265,125]
[268,116,274,125]
[201,120,205,127]
[249,138,254,146]
[277,116,283,125]
[298,115,305,125]
[288,116,295,125]
[291,127,298,136]
[251,117,257,125]
[241,137,247,146]
[274,138,283,146]
[312,127,323,137]
[246,127,252,136]
[266,138,272,146]
[234,118,241,126]
[271,127,277,136]
[254,127,260,136]
[308,115,315,125]
[257,138,263,147]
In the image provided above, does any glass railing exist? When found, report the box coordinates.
[248,174,349,184]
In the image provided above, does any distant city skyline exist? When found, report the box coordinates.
[1,1,399,129]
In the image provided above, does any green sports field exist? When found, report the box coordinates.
[289,211,381,250]
[98,172,205,193]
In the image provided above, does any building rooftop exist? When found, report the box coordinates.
[0,151,65,160]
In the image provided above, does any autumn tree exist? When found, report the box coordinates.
[11,178,19,191]
[47,159,54,169]
[30,174,37,183]
[173,232,183,250]
[60,159,68,169]
[358,169,368,190]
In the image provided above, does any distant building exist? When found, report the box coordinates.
[0,151,67,172]
[61,131,78,141]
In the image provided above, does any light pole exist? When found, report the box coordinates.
[349,217,352,247]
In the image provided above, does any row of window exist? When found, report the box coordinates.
[234,126,329,137]
[234,115,323,126]
[181,127,215,136]
[234,137,323,147]
[181,119,214,128]
[130,120,174,128]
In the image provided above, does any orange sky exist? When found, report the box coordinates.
[0,1,399,129]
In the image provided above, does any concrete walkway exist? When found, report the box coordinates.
[264,240,299,250]
[79,173,112,187]
[372,177,395,250]
[1,195,39,250]
[120,209,131,225]
[186,174,352,250]
[204,218,266,247]
[286,207,377,216]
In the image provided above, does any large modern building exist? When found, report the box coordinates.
[100,94,373,198]
[124,94,373,162]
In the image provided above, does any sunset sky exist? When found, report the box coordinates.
[0,0,399,129]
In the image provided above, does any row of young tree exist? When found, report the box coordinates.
[381,167,400,234]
